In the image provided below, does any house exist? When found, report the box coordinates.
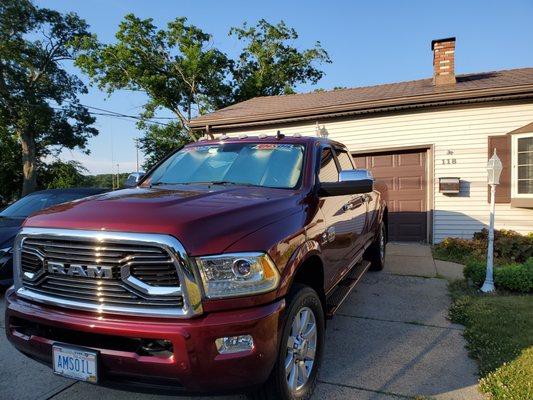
[189,38,533,243]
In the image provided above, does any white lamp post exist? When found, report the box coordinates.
[481,149,503,293]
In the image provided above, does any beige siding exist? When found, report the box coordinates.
[222,102,533,243]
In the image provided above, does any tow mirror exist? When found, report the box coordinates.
[319,169,374,196]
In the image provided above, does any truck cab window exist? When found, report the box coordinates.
[319,148,339,183]
[335,149,354,171]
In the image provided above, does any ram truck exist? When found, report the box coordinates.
[5,135,387,400]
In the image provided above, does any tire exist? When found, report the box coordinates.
[248,284,325,400]
[366,222,386,271]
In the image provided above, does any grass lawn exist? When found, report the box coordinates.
[449,281,533,399]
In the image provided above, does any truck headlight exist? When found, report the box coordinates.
[195,252,280,299]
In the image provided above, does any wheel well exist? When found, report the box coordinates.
[291,255,326,310]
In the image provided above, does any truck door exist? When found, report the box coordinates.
[334,148,369,263]
[317,147,357,288]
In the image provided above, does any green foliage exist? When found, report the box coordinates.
[38,160,87,189]
[480,347,533,400]
[0,0,98,195]
[138,122,191,170]
[83,173,130,189]
[433,237,485,264]
[448,281,533,399]
[76,14,232,133]
[464,258,533,293]
[434,229,533,265]
[229,19,330,103]
[473,229,533,264]
[0,127,22,206]
[75,16,330,167]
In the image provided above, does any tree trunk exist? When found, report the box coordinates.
[20,129,37,196]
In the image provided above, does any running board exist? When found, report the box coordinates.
[326,260,371,318]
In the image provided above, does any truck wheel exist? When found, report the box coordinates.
[248,284,324,400]
[366,222,386,271]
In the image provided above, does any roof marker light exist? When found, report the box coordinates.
[220,134,228,140]
[238,134,248,139]
[258,133,268,139]
[293,133,302,138]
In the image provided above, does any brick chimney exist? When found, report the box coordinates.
[431,37,456,85]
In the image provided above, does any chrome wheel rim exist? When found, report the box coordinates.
[285,306,317,393]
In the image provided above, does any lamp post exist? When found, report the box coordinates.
[481,149,503,293]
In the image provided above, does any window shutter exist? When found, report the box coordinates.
[487,135,511,203]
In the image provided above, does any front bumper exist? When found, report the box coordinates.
[5,289,285,394]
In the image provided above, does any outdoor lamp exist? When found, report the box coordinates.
[487,150,503,185]
[481,149,502,293]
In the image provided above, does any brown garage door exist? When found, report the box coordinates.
[353,149,428,242]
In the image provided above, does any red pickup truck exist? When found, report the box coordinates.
[5,135,387,400]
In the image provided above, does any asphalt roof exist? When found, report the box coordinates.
[189,67,533,130]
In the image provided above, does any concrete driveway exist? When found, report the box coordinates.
[0,244,482,400]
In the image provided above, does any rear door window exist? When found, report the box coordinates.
[318,148,339,183]
[335,149,354,170]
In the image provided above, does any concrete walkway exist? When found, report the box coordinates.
[0,244,481,400]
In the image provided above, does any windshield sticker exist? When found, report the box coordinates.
[252,144,297,151]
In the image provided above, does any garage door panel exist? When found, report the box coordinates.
[353,149,428,242]
[399,176,423,190]
[398,152,424,166]
[371,154,394,167]
[399,199,424,212]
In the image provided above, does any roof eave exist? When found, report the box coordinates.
[188,84,533,131]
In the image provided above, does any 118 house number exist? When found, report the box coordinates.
[441,150,457,165]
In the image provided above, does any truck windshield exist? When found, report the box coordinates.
[149,143,305,189]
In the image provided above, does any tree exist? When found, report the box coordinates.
[39,160,87,189]
[138,122,190,170]
[76,15,232,141]
[0,0,98,195]
[229,19,331,103]
[76,16,330,167]
[0,127,22,206]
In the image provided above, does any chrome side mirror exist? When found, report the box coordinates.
[319,169,374,196]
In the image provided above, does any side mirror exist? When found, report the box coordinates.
[124,172,146,188]
[319,169,374,196]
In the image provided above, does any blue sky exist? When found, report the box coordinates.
[36,0,533,174]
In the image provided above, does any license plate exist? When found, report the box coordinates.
[52,344,98,383]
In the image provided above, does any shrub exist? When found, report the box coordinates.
[464,258,533,293]
[497,259,533,293]
[474,229,533,263]
[433,237,485,264]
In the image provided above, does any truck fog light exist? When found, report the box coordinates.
[215,335,254,354]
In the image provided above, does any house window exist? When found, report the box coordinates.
[512,132,533,197]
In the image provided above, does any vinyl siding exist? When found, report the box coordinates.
[221,102,533,243]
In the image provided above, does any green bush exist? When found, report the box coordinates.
[433,237,485,264]
[474,229,533,263]
[464,258,533,293]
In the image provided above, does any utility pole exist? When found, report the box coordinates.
[116,163,120,189]
[134,138,140,173]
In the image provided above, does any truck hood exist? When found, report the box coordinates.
[24,185,305,255]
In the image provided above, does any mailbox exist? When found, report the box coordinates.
[439,177,460,194]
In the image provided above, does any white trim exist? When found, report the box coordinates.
[511,131,533,198]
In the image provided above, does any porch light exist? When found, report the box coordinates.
[486,150,503,185]
[481,150,502,293]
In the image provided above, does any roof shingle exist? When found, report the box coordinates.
[190,67,533,129]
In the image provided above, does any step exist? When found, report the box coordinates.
[326,260,371,318]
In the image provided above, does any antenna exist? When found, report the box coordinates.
[276,130,285,140]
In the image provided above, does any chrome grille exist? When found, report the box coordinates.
[14,229,204,317]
